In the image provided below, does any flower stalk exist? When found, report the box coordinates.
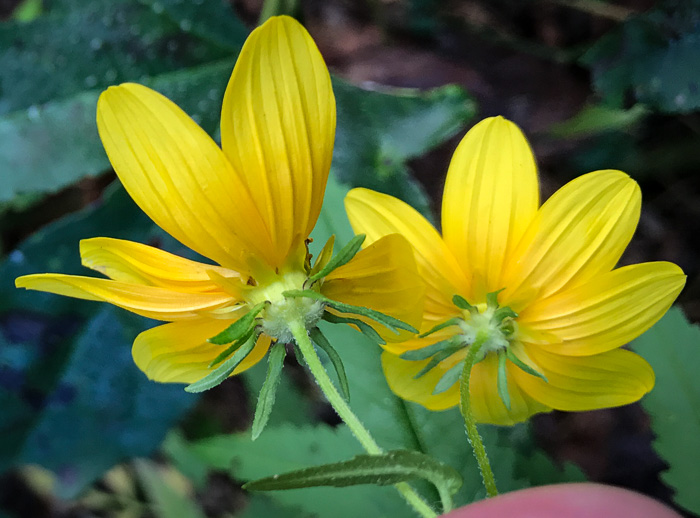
[289,318,440,518]
[459,333,498,498]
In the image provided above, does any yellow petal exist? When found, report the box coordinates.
[519,262,686,355]
[512,346,654,411]
[15,274,234,321]
[220,16,335,267]
[381,348,548,425]
[97,83,272,272]
[345,187,466,324]
[441,117,539,302]
[133,318,271,383]
[502,170,641,309]
[80,237,243,293]
[322,234,424,343]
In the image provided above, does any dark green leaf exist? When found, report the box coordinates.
[0,185,195,498]
[208,302,266,345]
[492,307,517,324]
[308,234,365,283]
[486,289,504,309]
[185,334,258,393]
[244,450,462,499]
[332,79,476,217]
[310,328,350,401]
[581,3,700,113]
[284,289,417,334]
[633,307,700,514]
[252,343,287,440]
[321,312,386,345]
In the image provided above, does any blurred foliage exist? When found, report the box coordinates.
[2,0,699,516]
[634,308,700,515]
[582,0,700,112]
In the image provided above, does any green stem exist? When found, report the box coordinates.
[289,320,439,518]
[459,334,498,498]
[258,0,299,24]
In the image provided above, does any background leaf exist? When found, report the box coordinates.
[633,307,700,514]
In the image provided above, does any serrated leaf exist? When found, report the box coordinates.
[190,425,410,517]
[310,328,350,401]
[332,79,476,217]
[633,307,700,514]
[244,450,462,499]
[252,343,287,440]
[0,185,195,498]
[185,334,257,393]
[308,234,365,283]
[581,3,700,113]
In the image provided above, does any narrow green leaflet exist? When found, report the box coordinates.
[506,349,548,382]
[497,351,511,410]
[208,302,266,345]
[321,312,386,345]
[432,362,463,394]
[185,335,257,393]
[243,450,462,504]
[401,337,461,361]
[419,317,462,338]
[633,307,700,514]
[208,326,257,367]
[413,346,463,379]
[284,289,417,334]
[252,343,287,440]
[310,328,351,401]
[308,234,365,283]
[452,295,474,311]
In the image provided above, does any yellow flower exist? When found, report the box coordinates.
[345,116,686,426]
[15,16,423,385]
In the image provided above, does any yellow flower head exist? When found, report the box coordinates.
[345,116,686,426]
[15,16,423,385]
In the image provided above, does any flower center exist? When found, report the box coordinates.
[456,301,517,361]
[246,269,324,343]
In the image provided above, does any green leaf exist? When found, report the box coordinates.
[633,307,700,514]
[208,302,266,345]
[185,334,258,393]
[581,3,700,113]
[310,328,350,401]
[308,234,365,283]
[190,425,410,517]
[0,185,195,498]
[284,289,417,334]
[244,450,462,498]
[252,343,287,441]
[134,459,207,518]
[332,79,476,216]
[321,312,386,345]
